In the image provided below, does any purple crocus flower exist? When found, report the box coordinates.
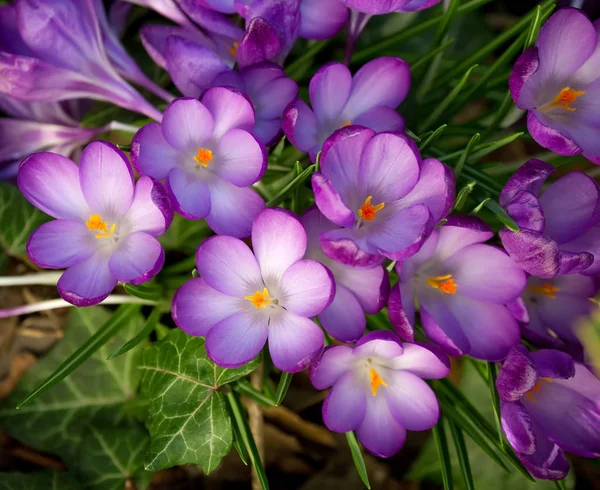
[496,345,600,479]
[131,90,266,237]
[499,158,600,278]
[0,0,163,122]
[309,331,450,458]
[283,57,410,161]
[340,0,442,13]
[311,126,455,267]
[302,207,389,343]
[388,217,526,361]
[172,208,334,372]
[510,274,598,350]
[510,9,600,164]
[299,0,349,40]
[17,141,172,306]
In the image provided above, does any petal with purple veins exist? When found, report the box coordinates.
[356,394,407,458]
[57,251,117,306]
[162,98,214,153]
[310,345,354,389]
[166,167,211,220]
[108,231,163,284]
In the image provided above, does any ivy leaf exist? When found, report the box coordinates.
[0,471,79,490]
[0,307,144,461]
[139,329,260,473]
[0,182,50,259]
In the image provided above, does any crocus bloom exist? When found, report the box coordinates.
[512,274,598,349]
[283,58,410,161]
[172,208,334,372]
[311,126,454,267]
[309,331,450,457]
[0,0,162,121]
[499,158,600,278]
[302,207,389,343]
[299,0,349,40]
[510,9,600,164]
[388,217,526,361]
[17,141,172,306]
[132,90,266,237]
[496,345,600,479]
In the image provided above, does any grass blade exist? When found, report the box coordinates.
[346,432,371,489]
[419,125,447,152]
[286,39,332,79]
[234,379,276,408]
[275,372,294,406]
[454,133,480,179]
[432,419,454,490]
[524,5,546,50]
[123,281,162,301]
[483,198,520,232]
[232,420,249,466]
[555,479,567,490]
[108,306,161,359]
[266,164,316,208]
[468,132,524,163]
[411,38,455,72]
[448,421,475,490]
[17,304,140,408]
[487,362,504,446]
[452,181,477,212]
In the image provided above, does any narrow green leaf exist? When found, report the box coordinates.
[345,432,371,489]
[275,372,294,406]
[435,0,460,43]
[161,255,197,276]
[487,362,504,446]
[231,420,249,466]
[291,161,303,214]
[269,136,287,164]
[433,420,454,490]
[286,39,332,79]
[234,379,276,407]
[123,281,162,301]
[411,38,455,72]
[555,479,567,490]
[453,181,477,212]
[481,91,514,141]
[226,391,270,490]
[406,128,424,142]
[17,304,141,408]
[484,199,520,232]
[266,164,316,207]
[419,125,447,152]
[468,132,524,163]
[448,421,475,490]
[454,133,481,179]
[108,307,162,360]
[524,5,545,50]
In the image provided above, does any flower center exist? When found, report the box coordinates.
[427,274,457,295]
[369,368,387,396]
[526,377,553,403]
[245,288,271,309]
[227,41,239,57]
[341,121,352,128]
[86,214,116,239]
[358,196,385,221]
[545,86,585,112]
[528,282,559,299]
[194,147,213,167]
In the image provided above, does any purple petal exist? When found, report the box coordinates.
[241,62,298,119]
[213,129,266,186]
[501,400,536,455]
[335,261,388,313]
[354,331,403,359]
[318,284,366,343]
[500,158,554,205]
[128,0,194,29]
[131,122,180,180]
[496,345,538,402]
[282,98,319,156]
[108,231,163,283]
[561,224,600,275]
[322,371,367,432]
[311,173,355,227]
[206,311,269,368]
[162,98,214,152]
[17,151,87,219]
[309,345,354,389]
[0,4,34,56]
[527,112,582,157]
[202,87,255,139]
[320,227,383,268]
[390,342,450,379]
[309,63,352,124]
[502,190,545,232]
[351,105,405,133]
[299,0,348,39]
[388,282,415,342]
[499,229,561,278]
[196,235,262,296]
[529,350,575,379]
[268,311,324,372]
[203,0,236,14]
[517,424,570,480]
[123,176,172,236]
[79,141,134,218]
[172,278,245,337]
[384,371,439,431]
[510,48,540,108]
[342,0,408,14]
[177,0,244,39]
[236,17,282,68]
[27,219,95,269]
[166,168,211,220]
[420,298,469,357]
[280,259,334,317]
[434,220,493,262]
[57,251,117,306]
[356,394,407,458]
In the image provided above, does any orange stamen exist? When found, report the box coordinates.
[526,377,553,403]
[358,196,385,222]
[341,121,352,128]
[546,86,585,112]
[194,147,213,167]
[369,368,387,396]
[528,282,560,299]
[227,41,239,57]
[86,214,116,239]
[245,288,271,309]
[427,274,457,295]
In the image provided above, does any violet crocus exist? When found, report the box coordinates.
[172,208,334,372]
[309,331,450,457]
[283,57,410,161]
[499,158,600,278]
[496,345,600,479]
[510,9,600,164]
[311,126,455,267]
[388,217,526,361]
[511,274,599,350]
[17,141,173,306]
[302,207,389,343]
[131,90,266,237]
[0,0,162,122]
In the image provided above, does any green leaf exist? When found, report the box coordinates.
[275,372,294,406]
[233,379,276,408]
[419,125,447,152]
[75,426,151,490]
[0,182,50,259]
[448,421,475,490]
[17,304,142,408]
[483,198,520,232]
[410,38,455,72]
[454,134,480,179]
[0,307,144,461]
[266,164,316,207]
[487,362,504,446]
[0,472,79,490]
[158,214,212,253]
[433,420,454,490]
[453,181,477,212]
[123,281,163,301]
[139,329,260,472]
[345,431,371,489]
[524,5,544,50]
[108,307,162,360]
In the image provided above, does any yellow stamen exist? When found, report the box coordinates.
[369,368,387,396]
[427,274,457,295]
[194,147,213,167]
[528,282,559,299]
[526,377,553,403]
[341,121,352,128]
[358,196,385,221]
[546,86,585,112]
[245,287,271,309]
[227,41,239,57]
[86,214,116,239]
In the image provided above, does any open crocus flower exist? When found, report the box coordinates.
[17,141,172,306]
[499,159,600,278]
[496,345,600,479]
[132,90,267,238]
[512,274,598,349]
[302,207,389,343]
[283,58,410,161]
[172,208,334,372]
[389,217,526,361]
[309,331,450,457]
[311,126,454,267]
[510,9,600,164]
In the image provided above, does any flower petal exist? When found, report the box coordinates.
[309,345,354,389]
[322,371,366,432]
[123,176,172,236]
[353,331,403,359]
[388,281,415,342]
[201,86,255,140]
[108,231,164,284]
[299,0,348,40]
[529,350,575,379]
[496,345,538,402]
[131,122,180,179]
[527,111,581,157]
[500,158,554,205]
[236,17,282,68]
[334,261,388,314]
[510,47,540,108]
[309,62,352,124]
[162,97,214,152]
[320,227,383,268]
[501,400,536,455]
[389,342,450,379]
[499,228,560,278]
[351,105,405,133]
[517,424,570,480]
[57,251,117,306]
[420,297,469,357]
[311,173,355,227]
[166,167,211,220]
[280,259,334,317]
[282,98,319,156]
[318,285,366,343]
[356,394,407,458]
[212,128,266,186]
